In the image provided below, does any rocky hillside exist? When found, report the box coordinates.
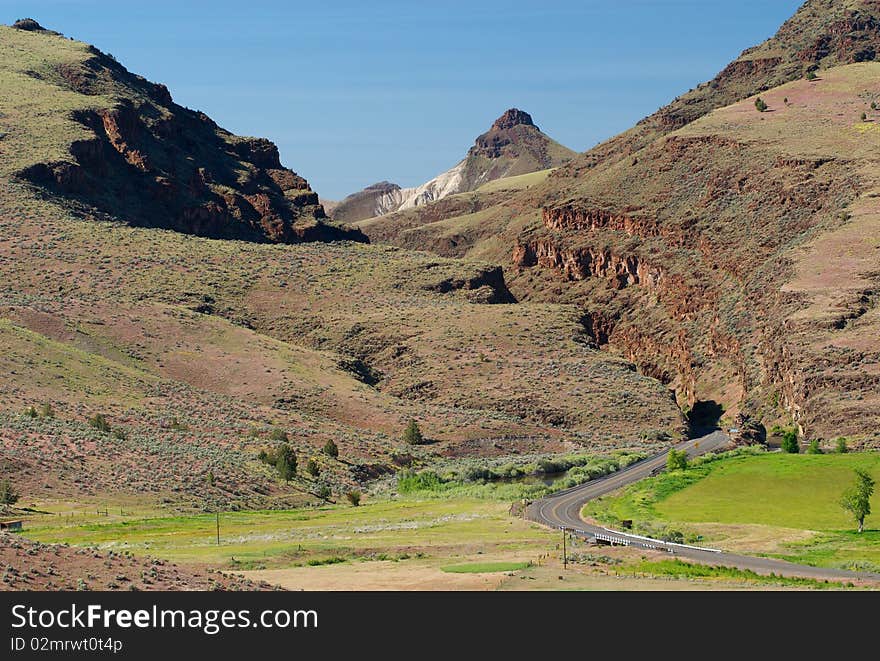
[1,19,363,243]
[0,533,277,591]
[331,109,575,223]
[0,21,685,512]
[349,0,880,446]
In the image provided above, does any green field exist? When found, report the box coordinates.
[585,450,880,570]
[23,497,556,571]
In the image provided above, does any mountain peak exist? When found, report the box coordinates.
[492,108,536,131]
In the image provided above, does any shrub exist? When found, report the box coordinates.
[24,406,37,419]
[345,490,361,506]
[168,417,188,432]
[806,70,817,81]
[806,440,823,454]
[306,458,320,477]
[397,470,442,493]
[781,429,799,454]
[755,97,768,112]
[666,449,689,471]
[402,420,425,445]
[269,427,289,442]
[316,485,332,500]
[0,479,19,507]
[861,112,868,122]
[323,439,339,458]
[39,403,54,418]
[88,413,112,433]
[461,465,492,482]
[836,437,849,454]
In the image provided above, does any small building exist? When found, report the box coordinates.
[0,520,23,531]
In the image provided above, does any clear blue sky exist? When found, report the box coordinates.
[6,1,802,199]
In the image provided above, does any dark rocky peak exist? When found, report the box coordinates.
[12,18,59,35]
[491,108,536,131]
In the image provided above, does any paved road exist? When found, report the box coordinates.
[526,431,880,583]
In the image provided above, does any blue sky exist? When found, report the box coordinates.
[6,1,803,199]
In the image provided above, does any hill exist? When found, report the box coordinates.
[0,21,683,512]
[331,108,575,223]
[349,0,880,446]
[561,0,880,177]
[0,19,363,243]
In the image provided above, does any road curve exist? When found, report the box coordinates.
[526,431,880,583]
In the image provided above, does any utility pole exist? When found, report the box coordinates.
[562,527,567,569]
[216,511,220,546]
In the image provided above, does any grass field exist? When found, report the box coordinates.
[585,450,880,570]
[20,493,856,590]
[23,497,557,571]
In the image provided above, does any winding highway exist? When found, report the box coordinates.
[526,431,880,583]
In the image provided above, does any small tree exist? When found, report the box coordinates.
[806,439,823,455]
[861,112,868,122]
[316,484,332,501]
[323,439,339,459]
[39,403,54,419]
[666,448,689,471]
[306,458,320,477]
[755,97,768,112]
[345,490,361,507]
[206,470,215,487]
[0,479,19,508]
[836,437,849,454]
[806,70,817,81]
[275,443,297,482]
[781,429,799,454]
[840,469,875,533]
[402,419,425,445]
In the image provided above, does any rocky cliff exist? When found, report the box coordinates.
[4,20,364,244]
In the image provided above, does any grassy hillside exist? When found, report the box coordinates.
[0,21,683,512]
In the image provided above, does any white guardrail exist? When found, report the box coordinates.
[562,526,722,554]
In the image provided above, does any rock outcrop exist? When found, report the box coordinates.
[7,24,364,244]
[332,108,575,223]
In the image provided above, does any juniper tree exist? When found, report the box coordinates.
[0,479,19,507]
[781,429,799,453]
[275,444,297,482]
[402,419,424,445]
